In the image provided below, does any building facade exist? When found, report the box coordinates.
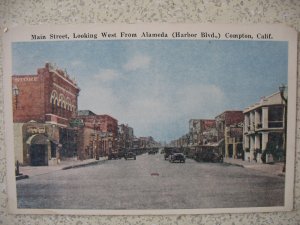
[243,92,285,163]
[12,63,79,126]
[77,111,118,159]
[12,63,80,166]
[189,119,216,146]
[97,114,118,156]
[118,124,134,149]
[215,111,244,158]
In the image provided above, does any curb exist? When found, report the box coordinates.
[62,160,105,170]
[224,161,285,177]
[16,174,29,180]
[16,159,107,180]
[223,162,244,168]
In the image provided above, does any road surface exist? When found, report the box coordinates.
[17,152,284,209]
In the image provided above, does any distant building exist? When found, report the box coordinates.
[118,124,134,149]
[189,119,201,146]
[76,111,118,159]
[243,92,285,163]
[172,133,190,148]
[75,110,99,160]
[215,111,244,158]
[132,137,141,149]
[12,63,80,166]
[98,114,118,137]
[189,119,216,146]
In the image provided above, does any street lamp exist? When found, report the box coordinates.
[279,84,288,103]
[12,85,19,109]
[279,84,287,172]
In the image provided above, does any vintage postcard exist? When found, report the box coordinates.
[2,24,297,215]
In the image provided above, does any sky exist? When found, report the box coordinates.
[12,40,288,142]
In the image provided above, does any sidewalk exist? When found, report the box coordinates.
[223,158,285,177]
[17,157,106,179]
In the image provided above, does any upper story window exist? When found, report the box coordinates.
[268,106,284,128]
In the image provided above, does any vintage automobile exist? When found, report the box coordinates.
[148,149,157,155]
[108,152,124,160]
[164,147,179,160]
[124,151,136,160]
[169,153,186,163]
[202,151,223,163]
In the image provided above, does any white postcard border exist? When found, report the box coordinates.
[3,23,297,215]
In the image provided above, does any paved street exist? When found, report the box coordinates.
[17,152,284,209]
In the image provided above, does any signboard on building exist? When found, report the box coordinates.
[26,126,45,134]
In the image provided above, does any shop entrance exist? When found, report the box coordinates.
[27,134,50,166]
[30,144,48,166]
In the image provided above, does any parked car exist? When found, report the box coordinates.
[164,147,179,160]
[169,153,186,163]
[108,152,118,160]
[108,152,122,160]
[202,152,223,163]
[148,150,156,155]
[124,151,136,160]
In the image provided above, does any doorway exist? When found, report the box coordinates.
[30,144,48,166]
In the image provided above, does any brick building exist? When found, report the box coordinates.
[139,136,155,149]
[73,110,97,160]
[215,111,244,158]
[118,124,134,149]
[189,119,216,146]
[12,63,79,125]
[77,110,118,159]
[12,63,80,166]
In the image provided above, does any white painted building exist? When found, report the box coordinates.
[243,91,285,163]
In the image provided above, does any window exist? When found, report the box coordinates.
[268,106,284,128]
[50,90,58,114]
[58,94,65,117]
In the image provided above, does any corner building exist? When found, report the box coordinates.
[243,92,285,163]
[215,111,244,158]
[12,63,80,166]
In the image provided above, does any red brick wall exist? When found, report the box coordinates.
[215,111,244,141]
[224,111,244,126]
[97,115,118,137]
[201,120,216,131]
[215,111,244,126]
[12,75,45,122]
[12,64,80,124]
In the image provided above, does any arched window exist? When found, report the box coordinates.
[50,90,58,114]
[66,97,71,111]
[54,99,58,114]
[50,90,58,103]
[51,99,55,114]
[58,94,65,116]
